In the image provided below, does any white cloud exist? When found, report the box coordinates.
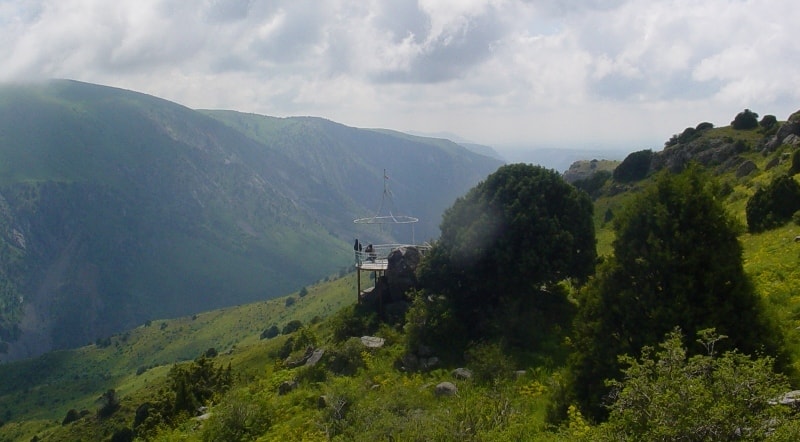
[0,0,798,153]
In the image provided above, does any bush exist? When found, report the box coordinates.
[326,338,365,375]
[97,389,120,419]
[613,149,652,182]
[261,325,279,340]
[731,109,759,130]
[329,305,379,343]
[597,329,792,441]
[281,319,303,335]
[284,296,296,307]
[62,409,81,425]
[201,391,273,442]
[746,175,800,232]
[464,342,514,384]
[695,121,714,131]
[760,114,778,130]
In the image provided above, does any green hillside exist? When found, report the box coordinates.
[3,105,800,441]
[0,80,502,362]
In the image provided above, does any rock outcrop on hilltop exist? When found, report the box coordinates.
[639,109,800,179]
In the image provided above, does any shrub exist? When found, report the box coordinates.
[284,296,296,307]
[326,338,365,375]
[613,149,652,182]
[464,342,515,384]
[281,319,303,335]
[695,121,714,131]
[329,304,379,343]
[261,325,279,340]
[597,329,792,441]
[201,391,273,442]
[97,389,120,419]
[760,114,778,130]
[746,175,800,232]
[62,409,81,425]
[731,109,759,130]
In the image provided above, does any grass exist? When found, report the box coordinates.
[0,272,357,428]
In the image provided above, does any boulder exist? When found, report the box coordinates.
[360,336,385,349]
[285,346,314,368]
[776,121,800,142]
[765,156,780,170]
[278,380,298,395]
[736,160,758,178]
[305,348,325,366]
[452,368,473,380]
[770,390,800,410]
[435,382,458,397]
[784,134,800,146]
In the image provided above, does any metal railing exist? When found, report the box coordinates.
[354,243,431,265]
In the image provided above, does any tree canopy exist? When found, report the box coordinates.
[417,163,595,343]
[570,165,785,420]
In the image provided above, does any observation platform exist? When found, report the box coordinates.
[354,243,430,303]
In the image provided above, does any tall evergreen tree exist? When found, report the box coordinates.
[417,164,595,344]
[569,165,784,421]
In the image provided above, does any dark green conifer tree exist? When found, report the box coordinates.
[569,165,785,421]
[417,163,595,346]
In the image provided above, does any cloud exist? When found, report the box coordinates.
[0,0,798,151]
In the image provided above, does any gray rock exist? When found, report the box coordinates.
[765,156,780,170]
[360,336,385,348]
[278,380,298,395]
[784,134,800,146]
[770,390,800,409]
[452,368,473,380]
[435,382,458,397]
[776,121,800,142]
[305,348,325,366]
[285,346,314,368]
[421,357,439,370]
[736,160,758,178]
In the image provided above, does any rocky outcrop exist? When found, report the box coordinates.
[762,121,800,153]
[652,138,748,174]
[360,246,423,321]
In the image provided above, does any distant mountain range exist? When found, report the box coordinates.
[0,80,502,361]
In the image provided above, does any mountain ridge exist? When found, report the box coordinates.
[0,79,503,362]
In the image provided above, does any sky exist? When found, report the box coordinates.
[2,0,799,162]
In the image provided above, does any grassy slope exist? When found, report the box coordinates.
[0,273,357,436]
[3,124,800,441]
